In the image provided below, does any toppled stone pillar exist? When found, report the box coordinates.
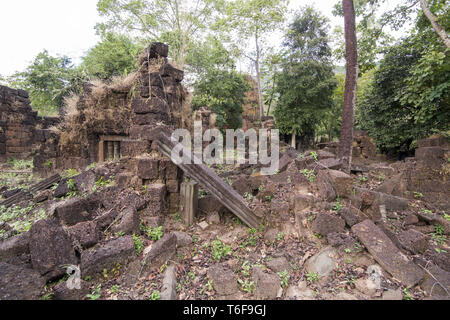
[180,181,198,226]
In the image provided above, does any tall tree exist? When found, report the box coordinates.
[81,33,144,80]
[96,0,221,68]
[274,6,337,149]
[219,0,288,122]
[6,51,84,116]
[338,0,359,173]
[420,0,450,48]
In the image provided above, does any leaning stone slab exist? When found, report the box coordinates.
[80,235,135,277]
[160,265,177,300]
[352,220,424,287]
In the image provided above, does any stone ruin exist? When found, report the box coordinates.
[0,86,59,161]
[0,42,449,301]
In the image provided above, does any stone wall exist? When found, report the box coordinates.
[0,85,59,161]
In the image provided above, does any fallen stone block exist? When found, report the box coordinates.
[30,218,77,281]
[160,265,177,300]
[352,220,424,287]
[266,257,292,274]
[143,233,176,268]
[55,198,91,226]
[112,207,140,235]
[208,263,239,297]
[339,206,367,227]
[305,246,338,278]
[0,231,30,262]
[252,267,281,300]
[137,157,159,180]
[397,229,429,254]
[312,213,346,237]
[81,235,135,277]
[0,263,45,300]
[67,221,99,249]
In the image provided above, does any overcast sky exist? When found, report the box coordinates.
[0,0,407,77]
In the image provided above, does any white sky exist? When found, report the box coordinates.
[0,0,409,77]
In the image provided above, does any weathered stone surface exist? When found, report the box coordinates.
[266,257,292,274]
[112,207,140,235]
[138,157,159,180]
[420,263,450,297]
[55,198,90,226]
[208,263,239,296]
[81,235,135,277]
[121,192,147,211]
[252,267,281,300]
[143,233,176,268]
[418,135,450,149]
[312,213,346,237]
[316,158,342,170]
[352,220,424,287]
[29,218,77,280]
[290,194,314,213]
[285,281,314,300]
[53,178,71,198]
[33,189,52,203]
[161,64,184,82]
[339,206,367,227]
[53,280,89,300]
[198,195,226,214]
[172,231,192,247]
[160,265,177,300]
[264,229,279,243]
[207,211,221,224]
[67,221,99,249]
[382,289,403,300]
[0,263,45,300]
[326,170,353,197]
[355,277,378,296]
[305,246,338,278]
[397,229,429,254]
[404,214,419,226]
[316,170,337,201]
[0,231,30,262]
[144,184,167,216]
[94,210,119,230]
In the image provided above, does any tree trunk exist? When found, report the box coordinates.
[338,0,359,173]
[255,33,264,123]
[291,129,296,149]
[420,0,450,48]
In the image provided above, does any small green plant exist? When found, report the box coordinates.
[61,168,79,179]
[133,234,144,255]
[110,285,119,293]
[277,271,290,288]
[422,208,433,214]
[265,195,274,202]
[173,212,182,222]
[435,248,447,254]
[238,279,255,293]
[403,287,413,300]
[115,231,125,237]
[244,192,254,202]
[149,290,161,300]
[300,169,316,182]
[241,261,251,277]
[306,271,319,283]
[84,276,92,282]
[147,226,164,241]
[276,232,285,242]
[344,248,352,254]
[333,200,343,212]
[211,238,232,261]
[46,161,53,169]
[86,285,102,300]
[358,175,368,183]
[443,214,450,222]
[432,225,446,245]
[413,192,424,199]
[378,174,386,181]
[310,151,318,161]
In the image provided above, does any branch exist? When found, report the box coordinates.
[420,0,450,48]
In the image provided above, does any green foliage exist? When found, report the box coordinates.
[133,234,144,255]
[238,279,255,293]
[81,33,143,80]
[6,51,84,116]
[192,69,249,131]
[147,226,163,241]
[211,238,232,261]
[274,6,337,147]
[306,271,319,283]
[86,285,102,300]
[61,169,79,179]
[277,270,290,288]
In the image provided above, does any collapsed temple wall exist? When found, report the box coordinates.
[0,85,59,161]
